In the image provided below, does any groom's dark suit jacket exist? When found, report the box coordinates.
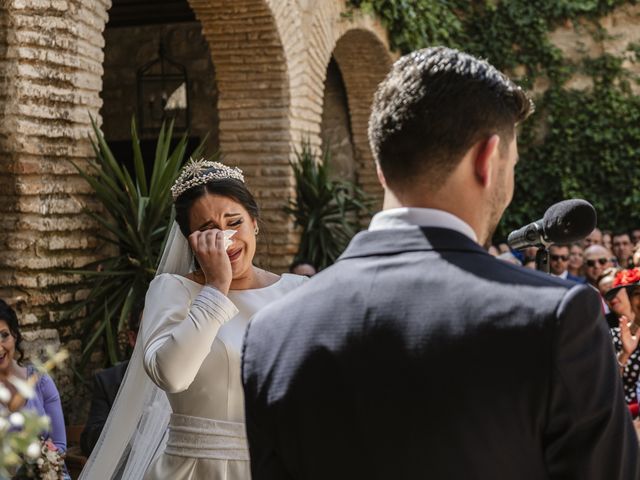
[242,227,640,479]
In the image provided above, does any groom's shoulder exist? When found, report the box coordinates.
[248,262,358,330]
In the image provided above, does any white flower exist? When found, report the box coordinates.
[45,448,59,463]
[25,441,40,459]
[9,412,24,427]
[43,470,58,480]
[0,384,10,403]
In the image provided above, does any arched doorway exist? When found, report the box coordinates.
[320,57,356,183]
[186,0,293,270]
[101,0,219,174]
[326,27,394,209]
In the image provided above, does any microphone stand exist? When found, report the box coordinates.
[535,246,550,273]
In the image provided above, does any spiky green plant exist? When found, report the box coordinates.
[68,117,208,367]
[284,140,371,270]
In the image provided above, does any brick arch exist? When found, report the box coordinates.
[304,2,394,208]
[186,0,300,270]
[331,28,393,206]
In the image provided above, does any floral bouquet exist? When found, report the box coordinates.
[13,437,66,480]
[0,349,69,479]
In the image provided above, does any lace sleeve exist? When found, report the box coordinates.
[142,274,239,393]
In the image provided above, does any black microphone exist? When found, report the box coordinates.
[507,199,597,250]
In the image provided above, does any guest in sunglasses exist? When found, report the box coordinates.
[548,244,585,282]
[584,244,613,288]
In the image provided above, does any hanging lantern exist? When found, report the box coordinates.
[136,40,190,135]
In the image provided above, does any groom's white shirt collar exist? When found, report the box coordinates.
[551,270,569,280]
[368,207,478,243]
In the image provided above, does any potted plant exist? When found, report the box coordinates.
[68,118,209,367]
[285,139,371,271]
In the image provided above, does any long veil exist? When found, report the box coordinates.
[79,222,191,479]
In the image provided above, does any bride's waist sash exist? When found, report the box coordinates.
[164,413,249,461]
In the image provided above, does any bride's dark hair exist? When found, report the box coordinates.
[174,178,260,238]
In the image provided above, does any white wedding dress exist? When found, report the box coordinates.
[80,223,304,480]
[140,272,306,479]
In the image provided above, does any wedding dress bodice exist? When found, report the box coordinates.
[139,272,305,479]
[142,272,306,423]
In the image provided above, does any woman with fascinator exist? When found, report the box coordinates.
[80,160,307,479]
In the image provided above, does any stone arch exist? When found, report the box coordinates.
[306,3,394,209]
[186,0,299,270]
[331,28,393,206]
[320,56,356,182]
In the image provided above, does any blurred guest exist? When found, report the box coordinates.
[634,243,640,268]
[603,269,640,407]
[613,232,634,268]
[523,245,538,263]
[598,267,620,296]
[632,228,640,246]
[603,230,613,252]
[496,252,521,265]
[487,245,499,257]
[568,242,585,279]
[289,259,317,277]
[584,244,613,287]
[523,258,537,270]
[584,227,603,248]
[548,244,584,282]
[497,243,510,254]
[0,299,70,477]
[81,312,140,456]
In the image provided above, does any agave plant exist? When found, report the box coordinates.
[284,140,371,270]
[68,117,207,367]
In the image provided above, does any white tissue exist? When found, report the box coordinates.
[223,230,236,251]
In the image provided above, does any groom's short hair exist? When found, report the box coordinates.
[368,46,532,191]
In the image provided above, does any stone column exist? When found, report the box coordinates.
[0,0,110,421]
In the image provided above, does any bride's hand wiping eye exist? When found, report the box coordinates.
[188,229,233,295]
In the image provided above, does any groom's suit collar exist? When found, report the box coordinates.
[338,226,489,261]
[339,206,487,260]
[368,207,478,242]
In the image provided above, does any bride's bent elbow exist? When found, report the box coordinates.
[142,351,195,393]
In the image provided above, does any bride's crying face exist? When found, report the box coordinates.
[188,192,258,279]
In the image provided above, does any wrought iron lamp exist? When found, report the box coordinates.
[136,40,190,135]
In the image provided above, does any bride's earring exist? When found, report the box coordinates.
[254,226,260,236]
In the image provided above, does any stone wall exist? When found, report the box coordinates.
[534,3,640,93]
[0,0,394,421]
[101,21,219,151]
[184,1,393,271]
[0,0,110,422]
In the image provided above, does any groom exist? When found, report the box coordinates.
[242,47,639,479]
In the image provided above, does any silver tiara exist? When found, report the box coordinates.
[171,158,245,200]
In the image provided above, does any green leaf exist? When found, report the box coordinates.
[68,116,213,372]
[131,118,149,197]
[285,138,370,270]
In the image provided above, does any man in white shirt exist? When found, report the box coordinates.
[549,243,584,282]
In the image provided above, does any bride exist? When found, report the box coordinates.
[80,159,307,479]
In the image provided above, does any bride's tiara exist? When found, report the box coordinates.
[171,158,245,200]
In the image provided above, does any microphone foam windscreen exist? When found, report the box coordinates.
[542,199,597,243]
